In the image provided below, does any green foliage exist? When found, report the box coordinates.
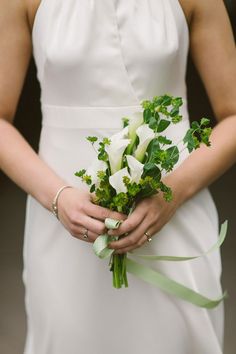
[82,175,92,185]
[75,95,213,215]
[122,117,130,128]
[74,169,86,177]
[161,146,179,172]
[86,136,98,144]
[141,94,183,134]
[98,140,109,162]
[146,138,160,163]
[156,119,171,132]
[159,182,173,202]
[143,162,161,182]
[184,118,212,153]
[157,136,172,145]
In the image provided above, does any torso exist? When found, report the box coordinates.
[26,0,194,35]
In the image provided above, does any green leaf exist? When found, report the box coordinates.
[157,136,172,145]
[159,182,173,202]
[172,97,183,107]
[191,121,200,130]
[170,106,179,117]
[74,169,86,177]
[122,117,130,128]
[200,117,211,126]
[146,138,160,162]
[148,116,157,130]
[143,163,161,182]
[162,95,172,106]
[183,129,195,153]
[171,115,182,124]
[161,146,179,171]
[157,119,171,133]
[90,184,96,193]
[143,108,152,123]
[86,136,98,144]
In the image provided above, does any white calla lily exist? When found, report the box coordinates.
[106,137,130,175]
[128,111,143,144]
[109,167,131,194]
[86,159,108,187]
[134,124,155,162]
[126,155,144,184]
[110,126,129,142]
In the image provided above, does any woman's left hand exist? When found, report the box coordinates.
[107,192,180,254]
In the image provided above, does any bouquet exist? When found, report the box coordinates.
[75,94,227,308]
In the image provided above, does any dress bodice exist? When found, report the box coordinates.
[32,0,189,108]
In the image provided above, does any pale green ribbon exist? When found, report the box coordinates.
[93,220,228,308]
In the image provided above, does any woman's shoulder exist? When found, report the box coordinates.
[25,0,41,33]
[179,0,228,29]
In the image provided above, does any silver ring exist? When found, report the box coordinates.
[144,231,152,242]
[83,228,89,239]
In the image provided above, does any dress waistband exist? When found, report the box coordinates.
[41,103,190,131]
[41,104,143,129]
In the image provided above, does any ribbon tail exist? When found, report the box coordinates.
[126,258,227,309]
[134,220,228,262]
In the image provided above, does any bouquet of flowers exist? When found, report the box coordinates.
[75,94,227,308]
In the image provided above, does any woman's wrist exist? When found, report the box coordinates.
[162,169,195,208]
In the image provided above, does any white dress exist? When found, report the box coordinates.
[22,1,224,353]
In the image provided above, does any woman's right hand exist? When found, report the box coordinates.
[57,187,127,243]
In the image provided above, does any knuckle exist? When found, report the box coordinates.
[100,209,109,219]
[70,224,78,235]
[97,224,106,235]
[126,221,135,231]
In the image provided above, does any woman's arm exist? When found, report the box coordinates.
[0,0,125,241]
[109,0,236,253]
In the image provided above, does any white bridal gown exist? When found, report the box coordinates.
[22,1,224,353]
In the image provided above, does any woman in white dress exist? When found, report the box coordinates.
[0,0,235,353]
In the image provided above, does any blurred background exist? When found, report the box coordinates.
[0,1,235,353]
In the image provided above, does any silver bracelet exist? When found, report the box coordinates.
[52,185,72,219]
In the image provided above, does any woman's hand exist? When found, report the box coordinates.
[107,191,180,254]
[57,187,127,243]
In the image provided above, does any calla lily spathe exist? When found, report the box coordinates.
[86,159,108,187]
[128,111,143,145]
[106,128,130,174]
[109,167,131,194]
[126,155,144,184]
[134,124,155,162]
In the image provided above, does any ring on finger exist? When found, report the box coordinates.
[83,228,89,240]
[144,231,152,242]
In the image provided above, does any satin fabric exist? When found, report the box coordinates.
[22,1,224,353]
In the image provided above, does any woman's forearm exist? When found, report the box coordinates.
[0,118,67,210]
[164,115,236,206]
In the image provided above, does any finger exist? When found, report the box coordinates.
[115,234,148,254]
[85,202,127,222]
[108,205,147,237]
[74,214,107,235]
[109,217,153,249]
[69,225,97,243]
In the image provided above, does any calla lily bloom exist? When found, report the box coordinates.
[86,159,108,187]
[128,111,144,147]
[109,167,131,194]
[126,155,144,184]
[106,129,130,174]
[134,124,155,162]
